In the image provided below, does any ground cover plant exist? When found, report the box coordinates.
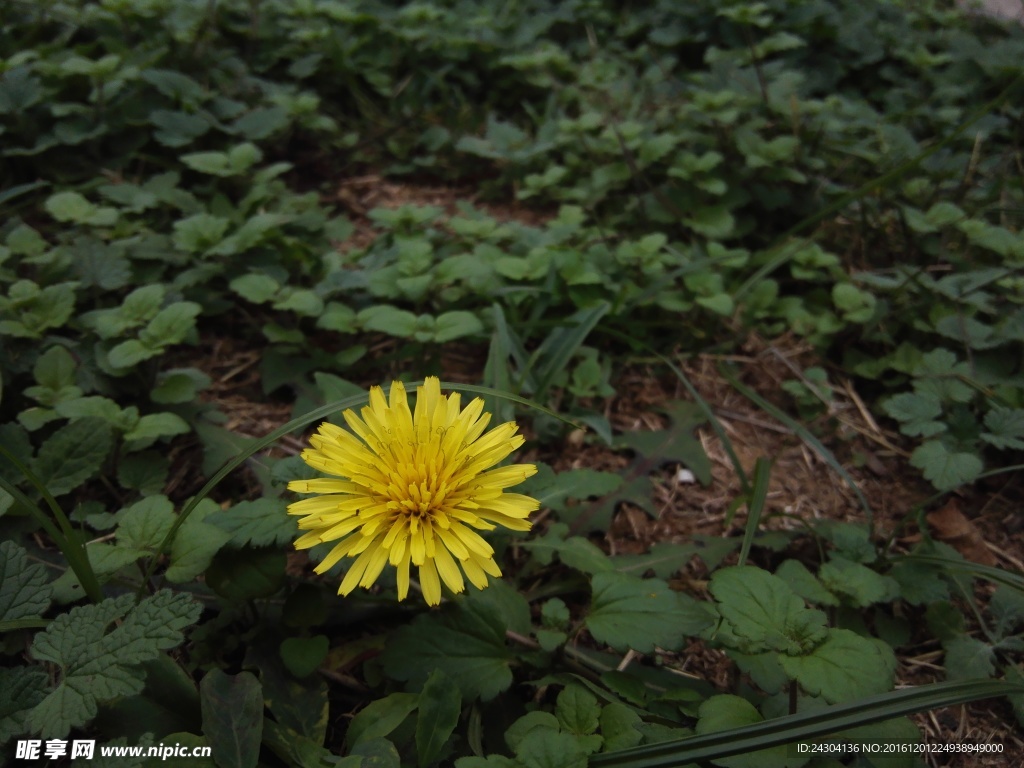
[2,0,1024,765]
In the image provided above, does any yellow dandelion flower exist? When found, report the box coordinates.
[287,377,539,606]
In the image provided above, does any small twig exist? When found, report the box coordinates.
[506,630,540,650]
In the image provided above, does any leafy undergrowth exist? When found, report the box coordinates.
[3,0,1024,766]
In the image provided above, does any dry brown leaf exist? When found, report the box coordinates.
[926,499,997,566]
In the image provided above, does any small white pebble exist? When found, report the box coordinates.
[675,468,696,484]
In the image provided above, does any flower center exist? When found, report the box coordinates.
[385,463,453,520]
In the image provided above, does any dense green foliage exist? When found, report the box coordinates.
[2,0,1024,765]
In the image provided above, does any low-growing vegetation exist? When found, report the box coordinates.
[2,0,1024,766]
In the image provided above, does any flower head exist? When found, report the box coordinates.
[288,377,538,605]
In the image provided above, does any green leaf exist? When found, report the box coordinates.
[381,594,514,701]
[0,541,51,622]
[108,339,159,368]
[280,635,329,679]
[346,692,419,748]
[0,66,43,114]
[943,636,995,681]
[232,106,290,140]
[32,417,112,496]
[684,205,734,239]
[778,629,897,703]
[709,565,827,655]
[519,465,623,516]
[44,191,100,224]
[515,729,588,768]
[230,274,280,304]
[200,670,263,768]
[139,301,201,347]
[358,305,419,337]
[166,499,231,583]
[0,667,49,743]
[173,213,230,252]
[982,407,1024,451]
[818,556,898,607]
[181,150,233,176]
[122,284,166,324]
[206,547,287,602]
[990,585,1024,636]
[909,440,984,491]
[586,571,714,653]
[882,392,945,438]
[350,738,401,768]
[774,560,838,607]
[616,401,711,484]
[50,543,149,602]
[507,711,560,753]
[417,670,462,767]
[207,498,297,548]
[555,685,601,740]
[273,288,324,316]
[33,346,76,392]
[116,451,170,494]
[28,590,201,738]
[151,109,211,147]
[317,302,357,333]
[832,283,876,323]
[117,495,176,552]
[695,695,799,768]
[434,310,485,342]
[124,412,191,442]
[599,702,643,752]
[257,650,329,744]
[53,396,123,425]
[152,369,211,404]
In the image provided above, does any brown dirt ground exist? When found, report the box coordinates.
[181,179,1024,768]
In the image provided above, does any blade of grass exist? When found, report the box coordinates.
[0,445,103,602]
[529,301,610,397]
[591,679,1024,768]
[736,457,771,567]
[893,554,1024,594]
[719,363,873,527]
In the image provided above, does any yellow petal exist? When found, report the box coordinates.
[339,540,380,595]
[420,558,442,606]
[434,544,465,595]
[396,546,411,601]
[449,523,494,556]
[435,526,469,560]
[460,555,489,589]
[287,495,346,516]
[314,535,362,573]
[288,478,362,494]
[359,544,391,588]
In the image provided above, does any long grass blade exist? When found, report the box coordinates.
[893,554,1024,594]
[529,301,610,397]
[737,457,771,567]
[592,679,1024,767]
[0,445,102,602]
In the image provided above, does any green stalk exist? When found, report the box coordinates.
[0,446,103,603]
